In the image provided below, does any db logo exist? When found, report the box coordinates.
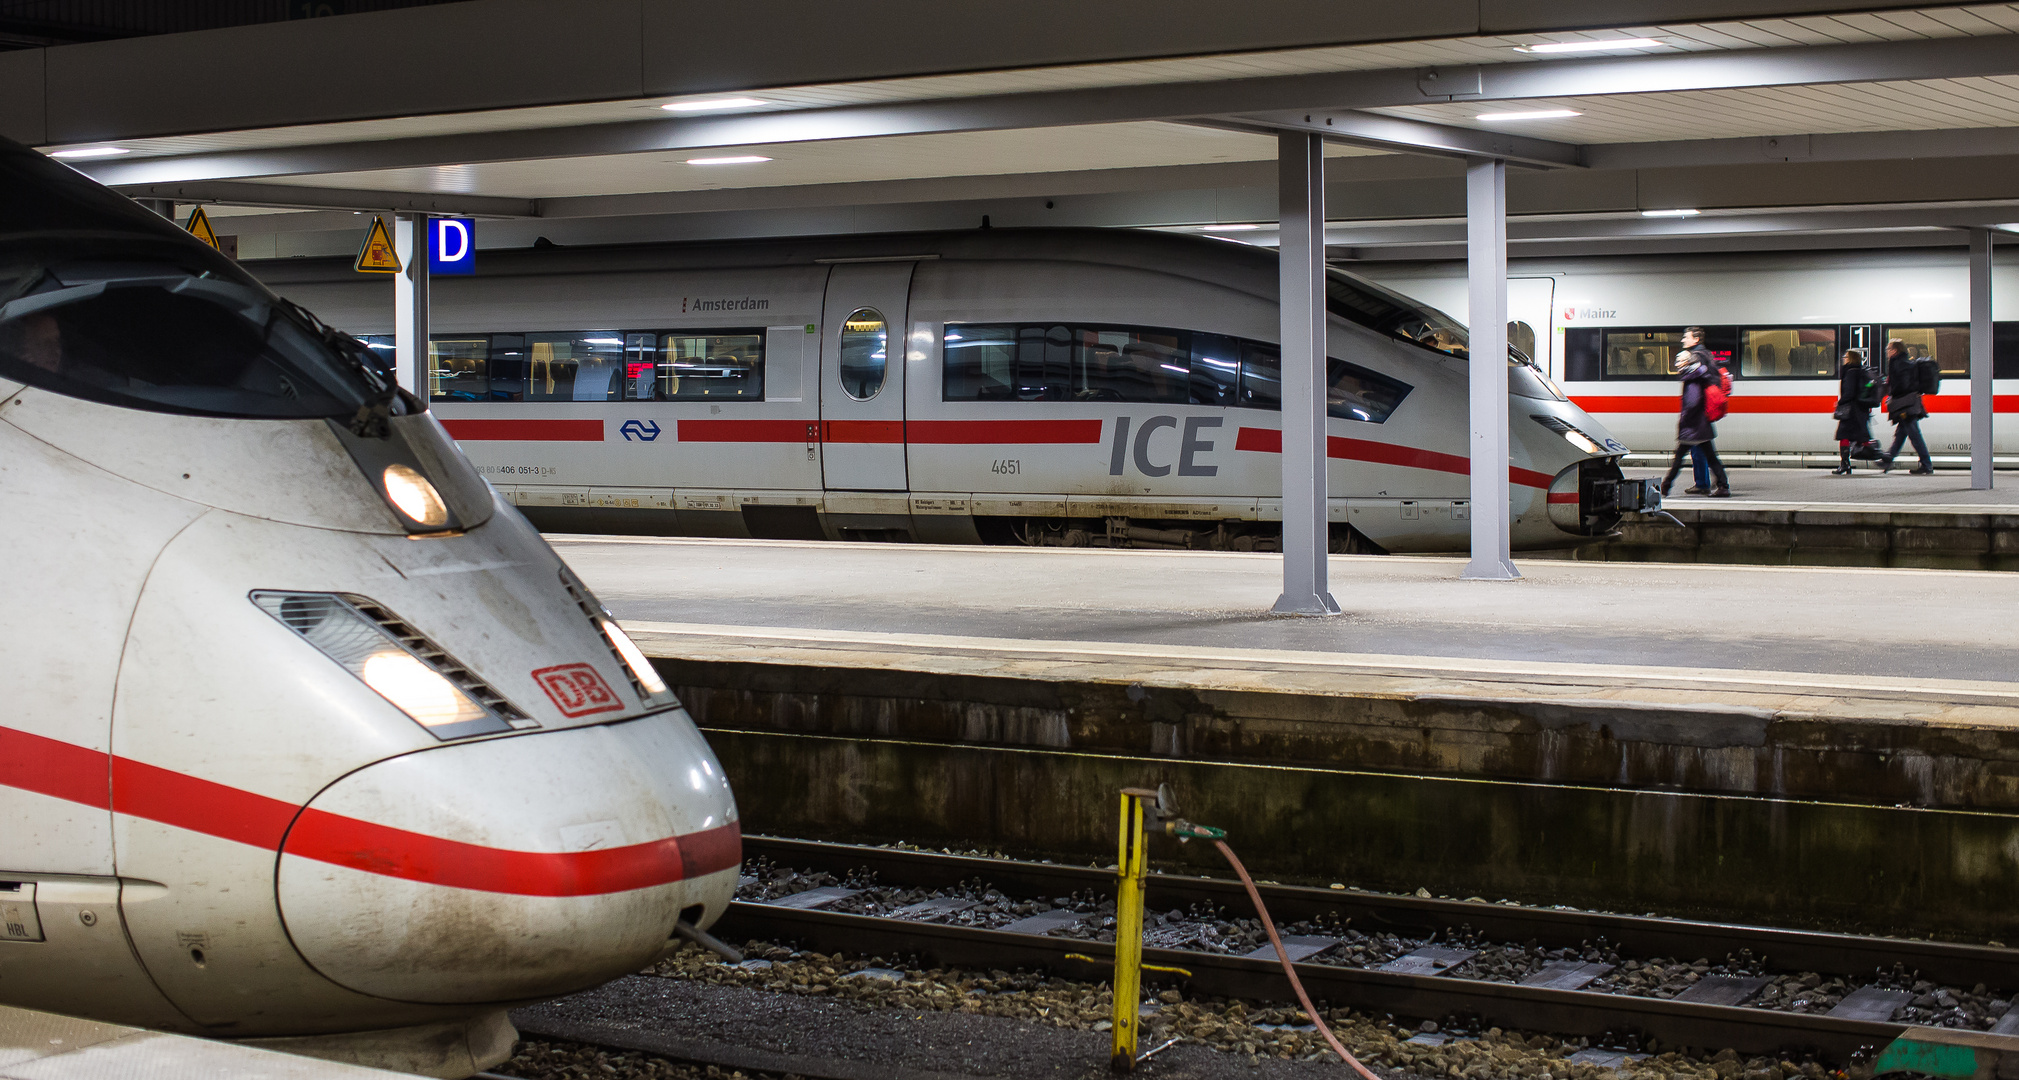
[531,663,625,718]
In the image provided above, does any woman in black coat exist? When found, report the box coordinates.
[1658,345,1729,496]
[1831,349,1875,475]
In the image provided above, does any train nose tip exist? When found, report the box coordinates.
[275,710,739,1004]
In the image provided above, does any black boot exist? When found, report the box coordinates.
[1831,446,1852,475]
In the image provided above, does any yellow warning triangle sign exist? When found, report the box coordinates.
[353,215,402,274]
[184,205,220,251]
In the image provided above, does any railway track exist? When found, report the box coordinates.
[713,836,2019,1065]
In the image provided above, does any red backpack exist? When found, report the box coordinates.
[1704,367,1733,421]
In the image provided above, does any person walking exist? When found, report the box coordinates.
[1880,338,1934,474]
[1659,327,1730,497]
[1831,348,1879,475]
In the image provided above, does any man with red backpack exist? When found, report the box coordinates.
[1658,326,1732,498]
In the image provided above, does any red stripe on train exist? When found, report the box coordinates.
[1572,394,2019,413]
[1232,428,1555,489]
[440,419,604,442]
[5,725,736,896]
[674,419,1104,444]
[677,419,813,442]
[909,419,1104,444]
[1547,492,1580,503]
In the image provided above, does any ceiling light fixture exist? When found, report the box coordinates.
[1475,109,1581,121]
[1642,209,1701,218]
[1521,38,1664,53]
[685,155,772,165]
[661,97,769,112]
[1200,223,1262,232]
[49,146,130,159]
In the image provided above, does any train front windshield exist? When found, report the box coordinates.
[1325,268,1564,401]
[0,137,391,420]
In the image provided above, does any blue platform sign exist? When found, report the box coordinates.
[428,218,475,275]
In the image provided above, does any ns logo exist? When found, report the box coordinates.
[1108,415,1222,477]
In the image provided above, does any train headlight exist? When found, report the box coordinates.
[381,463,450,528]
[252,591,532,739]
[598,616,669,697]
[1560,429,1602,455]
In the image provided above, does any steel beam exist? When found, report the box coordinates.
[1462,157,1518,582]
[73,34,2019,186]
[394,214,430,399]
[1203,111,1580,169]
[110,181,538,218]
[1970,228,1994,490]
[1273,132,1338,616]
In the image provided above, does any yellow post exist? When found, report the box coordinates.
[1111,791,1149,1072]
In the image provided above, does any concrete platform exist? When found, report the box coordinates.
[0,1005,402,1079]
[570,537,2019,937]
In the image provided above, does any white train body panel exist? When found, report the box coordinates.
[1360,250,2019,458]
[0,136,740,1069]
[265,229,1625,553]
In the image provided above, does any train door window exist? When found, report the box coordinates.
[486,335,526,401]
[525,332,624,401]
[1602,329,1686,378]
[1884,326,1970,378]
[1739,327,1836,378]
[644,329,765,400]
[1071,326,1190,404]
[1190,333,1241,406]
[427,337,489,402]
[838,308,887,400]
[1508,321,1536,363]
[942,324,1017,399]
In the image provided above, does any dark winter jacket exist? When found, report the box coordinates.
[1674,347,1719,445]
[1885,350,1926,420]
[1835,358,1873,442]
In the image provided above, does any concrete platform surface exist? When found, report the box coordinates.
[0,1005,401,1079]
[563,536,2019,686]
[1625,465,2019,510]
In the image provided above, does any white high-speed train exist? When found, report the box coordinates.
[0,137,739,1077]
[1358,249,2019,460]
[264,230,1644,554]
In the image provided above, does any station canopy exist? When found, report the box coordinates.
[9,0,2019,259]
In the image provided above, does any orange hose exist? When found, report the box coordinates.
[1214,839,1384,1080]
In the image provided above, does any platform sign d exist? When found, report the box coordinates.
[429,217,475,275]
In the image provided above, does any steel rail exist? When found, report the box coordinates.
[744,837,2019,991]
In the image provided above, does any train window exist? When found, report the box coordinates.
[627,330,764,401]
[1884,326,1970,377]
[1324,269,1468,359]
[1739,327,1836,378]
[520,332,625,402]
[1602,330,1687,378]
[1234,342,1410,423]
[942,325,1018,399]
[427,337,489,402]
[1071,327,1190,404]
[1190,333,1241,406]
[359,336,397,377]
[1508,321,1536,363]
[839,308,888,400]
[484,335,526,400]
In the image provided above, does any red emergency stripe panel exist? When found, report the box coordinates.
[677,419,814,442]
[440,419,604,441]
[0,727,110,809]
[908,419,1104,444]
[285,812,740,897]
[824,420,905,444]
[0,725,730,897]
[1233,428,1555,489]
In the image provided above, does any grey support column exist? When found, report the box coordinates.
[1970,228,1994,490]
[1272,132,1339,615]
[1462,157,1519,580]
[394,213,431,398]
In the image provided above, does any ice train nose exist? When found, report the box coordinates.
[275,710,739,1004]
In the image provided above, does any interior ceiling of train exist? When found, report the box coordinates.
[8,0,2019,260]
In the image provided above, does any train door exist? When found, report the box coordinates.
[818,262,912,491]
[1508,277,1557,375]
